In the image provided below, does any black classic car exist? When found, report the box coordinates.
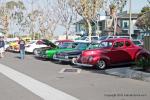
[53,42,99,63]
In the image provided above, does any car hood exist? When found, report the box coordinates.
[46,48,75,54]
[57,49,82,56]
[82,48,111,56]
[38,47,57,51]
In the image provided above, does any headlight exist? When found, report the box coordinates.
[77,55,81,59]
[88,56,93,62]
[53,54,56,58]
[65,56,68,59]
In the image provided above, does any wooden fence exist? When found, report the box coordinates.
[144,36,150,51]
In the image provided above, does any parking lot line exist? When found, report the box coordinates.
[0,63,79,100]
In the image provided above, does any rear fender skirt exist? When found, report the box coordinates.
[135,50,150,61]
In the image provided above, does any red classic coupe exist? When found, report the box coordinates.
[73,38,150,69]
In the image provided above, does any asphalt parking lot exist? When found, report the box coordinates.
[0,52,150,100]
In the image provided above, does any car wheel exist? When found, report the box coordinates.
[33,48,38,55]
[135,55,146,69]
[97,60,106,70]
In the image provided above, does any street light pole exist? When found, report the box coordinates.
[96,14,100,36]
[129,0,132,39]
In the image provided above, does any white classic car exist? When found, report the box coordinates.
[25,40,48,53]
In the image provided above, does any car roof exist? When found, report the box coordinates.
[102,38,131,42]
[55,40,73,42]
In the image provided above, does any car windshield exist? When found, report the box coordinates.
[59,42,73,49]
[99,36,108,40]
[98,41,113,48]
[119,36,130,39]
[91,37,98,40]
[80,37,87,40]
[86,43,99,49]
[75,43,89,50]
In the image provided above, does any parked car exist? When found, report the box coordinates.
[53,42,99,63]
[132,40,143,47]
[75,36,99,43]
[4,41,10,50]
[36,42,79,59]
[97,35,131,43]
[25,39,52,53]
[73,38,150,69]
[7,40,19,52]
[54,40,74,46]
[33,41,58,55]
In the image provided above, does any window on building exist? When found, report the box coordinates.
[123,20,129,29]
[124,22,128,28]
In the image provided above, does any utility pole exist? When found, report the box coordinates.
[129,0,132,40]
[31,0,34,40]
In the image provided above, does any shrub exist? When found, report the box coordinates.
[136,56,150,71]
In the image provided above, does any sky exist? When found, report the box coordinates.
[124,0,149,13]
[2,0,149,14]
[1,0,150,35]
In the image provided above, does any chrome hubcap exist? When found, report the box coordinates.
[98,60,106,69]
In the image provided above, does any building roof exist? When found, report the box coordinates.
[118,13,139,19]
[74,16,107,24]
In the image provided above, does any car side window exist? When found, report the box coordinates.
[72,43,77,48]
[91,37,98,40]
[125,41,131,47]
[113,41,124,48]
[88,44,99,49]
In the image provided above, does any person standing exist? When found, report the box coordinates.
[18,38,25,59]
[0,36,5,58]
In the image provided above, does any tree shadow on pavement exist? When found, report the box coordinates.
[71,64,134,75]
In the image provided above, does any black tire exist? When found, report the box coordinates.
[96,60,106,70]
[135,55,147,70]
[33,48,38,55]
[135,55,146,64]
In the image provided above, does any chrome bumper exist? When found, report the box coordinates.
[35,54,48,59]
[53,57,71,62]
[72,58,93,67]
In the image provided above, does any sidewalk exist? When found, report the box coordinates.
[105,67,150,82]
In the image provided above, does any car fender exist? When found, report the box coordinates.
[99,55,111,66]
[135,49,150,60]
[93,55,110,66]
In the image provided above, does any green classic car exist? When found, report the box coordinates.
[36,42,78,59]
[38,42,91,59]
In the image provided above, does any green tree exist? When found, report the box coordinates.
[136,6,150,32]
[0,1,26,36]
[69,0,104,42]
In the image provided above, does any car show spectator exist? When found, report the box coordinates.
[18,38,26,59]
[0,36,5,58]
